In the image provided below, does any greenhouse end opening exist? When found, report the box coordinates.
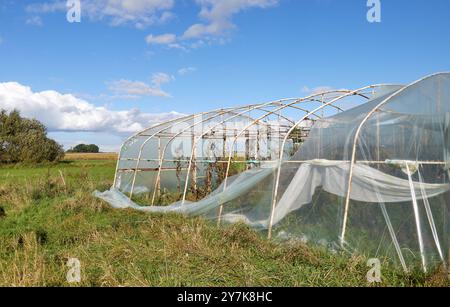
[95,72,450,273]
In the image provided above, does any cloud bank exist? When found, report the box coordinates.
[0,82,184,134]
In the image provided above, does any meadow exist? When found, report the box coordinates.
[0,154,448,286]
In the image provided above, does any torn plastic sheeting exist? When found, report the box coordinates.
[95,159,450,229]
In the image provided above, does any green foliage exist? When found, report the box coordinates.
[0,109,64,164]
[67,144,100,153]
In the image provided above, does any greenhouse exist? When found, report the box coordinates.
[96,72,450,272]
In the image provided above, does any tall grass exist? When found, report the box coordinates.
[0,160,448,286]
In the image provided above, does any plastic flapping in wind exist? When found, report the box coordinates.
[96,72,450,272]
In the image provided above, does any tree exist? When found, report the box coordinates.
[0,109,64,163]
[68,144,100,153]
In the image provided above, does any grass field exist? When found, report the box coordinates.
[64,152,118,161]
[0,156,448,286]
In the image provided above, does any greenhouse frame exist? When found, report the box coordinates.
[97,72,450,272]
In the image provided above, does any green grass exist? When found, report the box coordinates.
[0,160,448,286]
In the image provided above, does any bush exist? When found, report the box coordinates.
[0,109,64,164]
[67,144,100,153]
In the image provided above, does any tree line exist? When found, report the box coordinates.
[67,144,99,153]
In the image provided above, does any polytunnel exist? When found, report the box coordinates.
[96,72,450,272]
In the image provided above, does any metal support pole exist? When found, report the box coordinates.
[268,86,383,239]
[217,88,388,226]
[405,163,427,273]
[341,73,442,247]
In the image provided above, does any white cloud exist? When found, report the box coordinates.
[0,82,184,134]
[146,0,279,49]
[109,73,174,98]
[145,33,176,45]
[27,0,175,28]
[302,86,338,96]
[178,67,197,76]
[26,1,66,13]
[158,10,175,23]
[28,0,280,49]
[109,79,170,98]
[145,33,187,50]
[166,43,186,50]
[141,0,279,50]
[26,16,44,26]
[183,0,279,39]
[151,72,174,86]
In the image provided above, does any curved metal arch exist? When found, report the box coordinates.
[267,84,392,239]
[178,101,325,204]
[257,95,347,118]
[149,97,337,204]
[121,101,280,152]
[126,107,247,199]
[117,94,345,190]
[341,72,450,255]
[136,98,310,149]
[116,88,374,188]
[113,113,193,187]
[147,109,236,202]
[127,105,264,198]
[216,89,369,223]
[281,103,334,118]
[256,107,297,125]
[128,113,200,199]
[148,101,297,204]
[255,95,347,125]
[210,108,275,129]
[128,101,288,199]
[220,90,368,187]
[177,95,354,205]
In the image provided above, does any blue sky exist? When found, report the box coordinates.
[0,0,449,151]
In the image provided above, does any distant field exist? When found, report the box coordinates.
[64,152,118,161]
